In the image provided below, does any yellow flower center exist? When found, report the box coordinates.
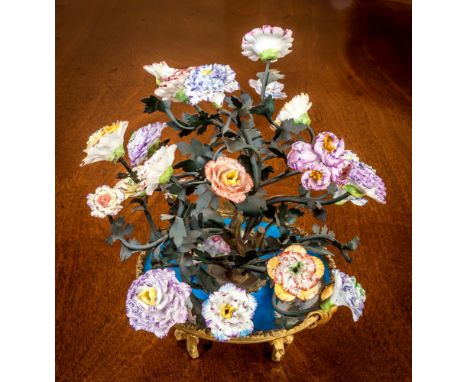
[323,134,336,153]
[310,170,323,181]
[201,68,213,76]
[219,303,236,319]
[137,287,158,306]
[221,170,240,186]
[102,122,121,134]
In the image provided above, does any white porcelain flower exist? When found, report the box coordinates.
[87,185,125,218]
[248,79,287,99]
[275,93,312,126]
[81,121,128,166]
[202,284,257,342]
[143,61,177,84]
[137,144,177,195]
[241,25,293,62]
[115,175,146,199]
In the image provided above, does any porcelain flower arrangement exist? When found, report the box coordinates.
[82,26,385,343]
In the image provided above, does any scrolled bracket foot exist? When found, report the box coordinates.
[174,329,200,359]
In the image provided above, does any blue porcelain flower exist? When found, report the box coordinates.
[184,64,239,106]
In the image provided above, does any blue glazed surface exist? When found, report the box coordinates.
[143,219,330,331]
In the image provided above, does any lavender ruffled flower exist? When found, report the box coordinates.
[313,132,345,167]
[301,163,332,190]
[203,235,231,257]
[330,269,366,322]
[127,122,166,166]
[126,269,191,338]
[287,141,320,172]
[347,160,387,204]
[184,64,239,106]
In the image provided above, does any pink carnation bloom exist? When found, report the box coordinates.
[204,157,253,203]
[301,163,332,191]
[287,141,320,172]
[313,132,345,167]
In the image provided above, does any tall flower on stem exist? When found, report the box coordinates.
[241,25,293,62]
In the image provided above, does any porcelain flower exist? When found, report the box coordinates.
[346,160,387,204]
[301,163,332,191]
[314,132,345,167]
[202,283,257,342]
[241,25,293,62]
[81,121,128,166]
[203,235,231,257]
[248,78,286,99]
[115,175,146,199]
[137,144,177,195]
[143,61,177,84]
[330,269,366,322]
[267,244,324,301]
[126,269,192,338]
[204,157,253,203]
[184,64,239,106]
[276,93,312,126]
[287,141,320,172]
[155,68,192,103]
[127,122,166,166]
[86,185,125,218]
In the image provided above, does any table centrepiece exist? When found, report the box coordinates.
[81,25,386,362]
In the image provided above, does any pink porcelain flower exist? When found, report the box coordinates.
[203,235,231,257]
[301,163,332,191]
[313,132,345,167]
[204,157,253,203]
[287,141,320,172]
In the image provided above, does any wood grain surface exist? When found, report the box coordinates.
[56,0,411,380]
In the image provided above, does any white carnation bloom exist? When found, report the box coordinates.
[241,25,293,62]
[276,93,312,125]
[202,284,257,342]
[87,185,125,218]
[81,121,128,166]
[137,144,177,195]
[248,78,287,99]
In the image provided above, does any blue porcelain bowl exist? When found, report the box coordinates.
[143,220,331,332]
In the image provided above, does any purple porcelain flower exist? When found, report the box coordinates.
[347,160,387,204]
[203,235,231,257]
[301,163,332,190]
[127,122,166,166]
[126,269,191,338]
[313,132,345,167]
[330,269,366,322]
[330,160,352,186]
[287,141,320,172]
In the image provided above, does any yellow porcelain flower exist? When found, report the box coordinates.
[267,244,324,301]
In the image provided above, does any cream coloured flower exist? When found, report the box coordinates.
[81,121,128,166]
[115,174,146,199]
[241,25,293,62]
[87,185,125,218]
[276,93,312,126]
[143,61,177,84]
[137,144,177,195]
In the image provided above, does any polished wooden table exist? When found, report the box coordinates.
[56,0,411,380]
